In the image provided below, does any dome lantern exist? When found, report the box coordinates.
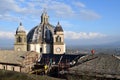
[41,9,49,24]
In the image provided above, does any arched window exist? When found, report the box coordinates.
[56,36,61,42]
[17,36,22,43]
[40,48,42,53]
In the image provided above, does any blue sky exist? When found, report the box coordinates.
[0,0,120,48]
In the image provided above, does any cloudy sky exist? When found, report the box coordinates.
[0,0,120,48]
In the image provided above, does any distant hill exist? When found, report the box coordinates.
[0,38,14,50]
[67,40,120,49]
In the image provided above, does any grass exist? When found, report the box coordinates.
[0,69,64,80]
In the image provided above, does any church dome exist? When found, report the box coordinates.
[27,10,56,44]
[54,22,63,32]
[27,23,54,44]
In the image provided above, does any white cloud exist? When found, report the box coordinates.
[0,0,22,14]
[0,31,14,39]
[0,29,29,40]
[0,30,106,40]
[65,31,106,39]
[73,1,86,8]
[0,14,19,22]
[19,0,25,2]
[79,10,101,20]
[37,0,75,17]
[0,0,101,22]
[60,21,74,28]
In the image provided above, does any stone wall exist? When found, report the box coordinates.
[0,64,21,72]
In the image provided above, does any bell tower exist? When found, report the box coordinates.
[14,22,27,51]
[53,22,65,54]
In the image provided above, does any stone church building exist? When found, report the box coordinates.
[0,11,66,73]
[14,11,66,54]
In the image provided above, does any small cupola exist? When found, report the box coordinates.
[54,22,63,32]
[16,22,25,33]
